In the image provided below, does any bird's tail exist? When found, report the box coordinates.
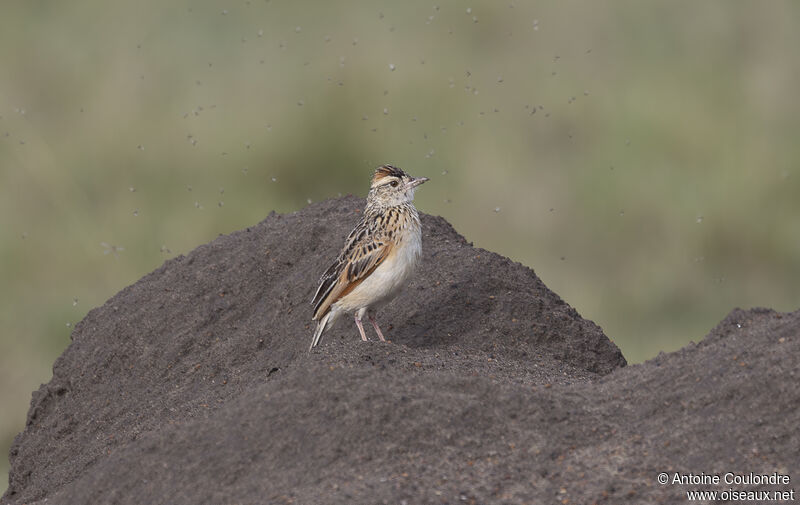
[309,311,333,351]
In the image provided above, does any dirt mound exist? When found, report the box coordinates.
[3,197,797,504]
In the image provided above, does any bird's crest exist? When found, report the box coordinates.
[372,165,407,184]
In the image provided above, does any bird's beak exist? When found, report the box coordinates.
[406,177,429,189]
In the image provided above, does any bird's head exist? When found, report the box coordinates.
[367,165,429,207]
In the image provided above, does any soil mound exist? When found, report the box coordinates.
[3,197,796,504]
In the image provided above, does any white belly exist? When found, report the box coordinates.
[334,228,421,313]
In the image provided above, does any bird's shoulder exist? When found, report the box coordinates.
[336,211,395,275]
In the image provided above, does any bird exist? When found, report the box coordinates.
[309,165,429,350]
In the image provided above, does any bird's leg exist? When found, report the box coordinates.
[368,314,387,342]
[354,313,368,341]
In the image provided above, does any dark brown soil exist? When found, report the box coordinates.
[3,196,797,504]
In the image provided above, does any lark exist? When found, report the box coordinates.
[309,165,429,350]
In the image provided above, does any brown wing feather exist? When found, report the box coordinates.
[312,216,392,320]
[311,219,367,313]
[312,241,392,320]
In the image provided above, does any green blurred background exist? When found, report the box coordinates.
[2,0,799,491]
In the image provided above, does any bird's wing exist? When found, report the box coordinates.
[311,218,392,320]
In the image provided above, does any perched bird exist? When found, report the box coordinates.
[309,165,429,350]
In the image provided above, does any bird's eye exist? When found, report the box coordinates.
[390,180,399,187]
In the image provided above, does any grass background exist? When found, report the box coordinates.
[1,0,799,492]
